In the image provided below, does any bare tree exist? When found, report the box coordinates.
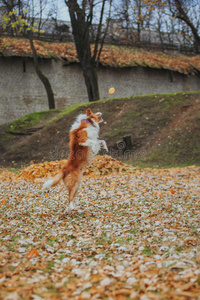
[113,0,154,47]
[156,9,165,51]
[167,0,200,52]
[1,0,55,109]
[117,0,131,39]
[28,30,55,109]
[135,0,143,44]
[64,0,113,102]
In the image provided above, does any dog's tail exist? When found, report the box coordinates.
[43,170,64,189]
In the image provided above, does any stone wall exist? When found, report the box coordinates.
[0,56,199,125]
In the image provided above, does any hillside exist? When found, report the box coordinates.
[0,91,200,168]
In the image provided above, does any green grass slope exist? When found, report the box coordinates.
[0,91,199,168]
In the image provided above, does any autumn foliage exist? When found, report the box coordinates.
[1,37,200,75]
[17,155,133,181]
[0,156,200,299]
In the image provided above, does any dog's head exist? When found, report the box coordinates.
[86,108,103,124]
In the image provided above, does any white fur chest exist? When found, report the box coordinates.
[84,126,99,141]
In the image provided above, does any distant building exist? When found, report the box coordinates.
[31,18,72,42]
[0,5,72,42]
[106,19,184,49]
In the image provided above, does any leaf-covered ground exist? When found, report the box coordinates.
[0,156,200,300]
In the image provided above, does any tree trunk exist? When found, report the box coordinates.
[65,0,108,102]
[34,66,55,109]
[82,63,100,102]
[29,35,55,109]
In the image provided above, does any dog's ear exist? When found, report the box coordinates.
[86,108,92,116]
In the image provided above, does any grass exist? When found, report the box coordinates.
[142,247,154,256]
[0,109,59,145]
[0,168,22,174]
[7,110,59,133]
[96,232,113,245]
[47,102,89,124]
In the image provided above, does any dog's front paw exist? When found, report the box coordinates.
[104,144,108,152]
[101,140,108,152]
[92,144,97,153]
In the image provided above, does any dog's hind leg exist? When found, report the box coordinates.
[68,183,78,213]
[63,172,82,214]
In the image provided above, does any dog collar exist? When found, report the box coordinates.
[81,119,94,126]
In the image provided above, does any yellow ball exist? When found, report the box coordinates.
[109,87,115,94]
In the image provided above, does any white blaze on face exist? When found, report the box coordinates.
[95,112,103,123]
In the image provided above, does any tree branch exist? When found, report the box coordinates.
[92,0,106,62]
[96,0,113,66]
[172,0,200,46]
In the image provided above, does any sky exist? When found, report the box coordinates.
[49,0,114,23]
[52,0,70,21]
